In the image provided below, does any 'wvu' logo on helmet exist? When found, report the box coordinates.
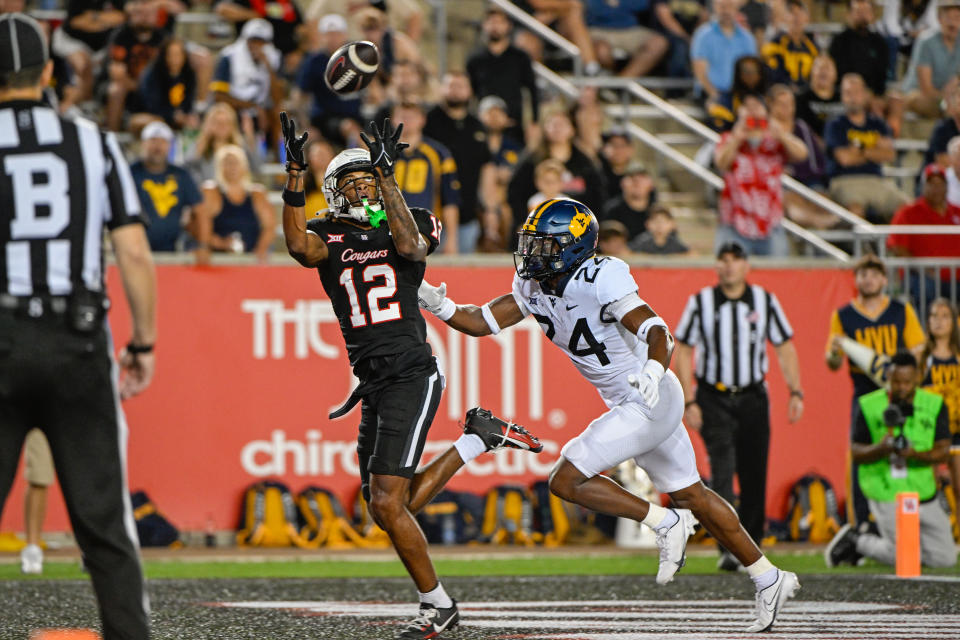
[569,209,590,238]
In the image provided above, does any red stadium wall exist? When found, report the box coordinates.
[1,264,855,534]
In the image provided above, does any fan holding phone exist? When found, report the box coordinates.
[713,94,810,257]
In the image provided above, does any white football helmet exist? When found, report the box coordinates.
[322,148,383,222]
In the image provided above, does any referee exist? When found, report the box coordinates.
[0,15,155,640]
[674,242,804,571]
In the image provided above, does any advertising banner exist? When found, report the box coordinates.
[1,264,855,533]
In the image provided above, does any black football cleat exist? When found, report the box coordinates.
[825,523,863,567]
[463,407,543,453]
[396,601,460,639]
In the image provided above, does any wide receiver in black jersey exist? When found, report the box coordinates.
[279,114,543,639]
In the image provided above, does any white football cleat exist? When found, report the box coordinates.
[20,543,43,575]
[655,508,697,585]
[746,569,800,632]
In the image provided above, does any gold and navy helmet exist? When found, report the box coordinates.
[515,198,599,281]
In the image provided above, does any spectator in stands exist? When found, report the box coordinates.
[292,14,362,147]
[769,83,836,230]
[653,0,709,79]
[527,159,570,212]
[769,84,826,188]
[211,19,283,141]
[507,108,605,238]
[585,0,668,78]
[825,73,909,220]
[479,95,521,252]
[353,5,420,81]
[186,102,259,183]
[28,10,82,115]
[305,0,424,47]
[572,88,605,160]
[925,85,960,168]
[201,144,276,261]
[830,0,891,102]
[131,122,209,263]
[597,220,632,257]
[762,0,818,92]
[714,94,808,256]
[946,136,960,206]
[599,129,636,201]
[880,0,938,65]
[600,162,657,242]
[826,351,956,569]
[467,6,539,143]
[392,101,461,254]
[214,0,305,66]
[139,37,198,131]
[691,0,757,101]
[425,71,497,254]
[795,55,844,138]
[513,0,602,77]
[887,164,960,302]
[902,1,960,118]
[52,0,127,102]
[370,59,434,126]
[104,0,165,132]
[303,138,337,219]
[630,204,691,255]
[708,55,768,132]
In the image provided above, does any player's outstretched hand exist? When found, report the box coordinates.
[628,360,664,409]
[118,350,155,400]
[280,111,309,173]
[360,118,409,176]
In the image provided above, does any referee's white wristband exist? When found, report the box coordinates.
[436,297,457,321]
[481,303,501,335]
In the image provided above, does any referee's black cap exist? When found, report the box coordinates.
[0,13,49,73]
[716,241,748,260]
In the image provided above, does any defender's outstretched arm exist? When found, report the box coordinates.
[419,281,526,336]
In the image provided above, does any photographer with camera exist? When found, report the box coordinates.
[825,352,956,568]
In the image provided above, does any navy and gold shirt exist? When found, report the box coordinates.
[762,31,819,90]
[827,297,926,398]
[394,137,461,221]
[923,352,960,436]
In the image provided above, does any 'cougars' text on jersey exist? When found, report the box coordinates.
[307,207,441,366]
[512,256,651,408]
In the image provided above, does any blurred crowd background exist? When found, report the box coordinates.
[5,0,960,269]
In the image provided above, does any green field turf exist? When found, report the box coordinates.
[3,551,956,581]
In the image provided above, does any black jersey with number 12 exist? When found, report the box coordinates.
[306,207,441,366]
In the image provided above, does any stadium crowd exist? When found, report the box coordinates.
[3,0,959,264]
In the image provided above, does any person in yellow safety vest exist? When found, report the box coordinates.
[825,351,957,568]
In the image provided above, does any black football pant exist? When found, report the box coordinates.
[0,310,149,640]
[696,384,771,546]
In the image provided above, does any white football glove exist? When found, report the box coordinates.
[628,360,665,409]
[418,280,456,320]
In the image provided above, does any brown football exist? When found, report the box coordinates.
[324,40,380,95]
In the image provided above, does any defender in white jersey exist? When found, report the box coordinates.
[419,199,799,633]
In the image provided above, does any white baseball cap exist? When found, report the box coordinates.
[141,121,174,142]
[318,14,348,34]
[241,18,274,42]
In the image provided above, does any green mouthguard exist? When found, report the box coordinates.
[363,198,387,228]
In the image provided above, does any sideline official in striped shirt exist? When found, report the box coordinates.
[674,241,804,571]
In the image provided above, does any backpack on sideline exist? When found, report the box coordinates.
[416,490,484,545]
[131,490,181,548]
[481,485,538,546]
[236,480,311,548]
[297,485,389,549]
[786,474,841,543]
[531,480,610,546]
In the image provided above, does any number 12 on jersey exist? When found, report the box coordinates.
[339,263,402,327]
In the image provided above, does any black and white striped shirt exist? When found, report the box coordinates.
[0,100,143,297]
[675,284,794,388]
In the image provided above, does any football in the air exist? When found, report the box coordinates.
[325,40,380,95]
